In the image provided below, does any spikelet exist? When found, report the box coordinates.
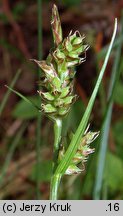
[58,126,99,175]
[32,5,88,121]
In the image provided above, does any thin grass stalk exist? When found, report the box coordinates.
[50,119,62,200]
[53,119,62,171]
[36,0,43,199]
[50,173,61,200]
[93,16,123,200]
[0,69,21,116]
[0,123,27,187]
[5,85,40,110]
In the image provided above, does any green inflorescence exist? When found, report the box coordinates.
[33,4,88,120]
[59,126,99,175]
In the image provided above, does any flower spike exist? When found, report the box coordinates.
[33,5,88,120]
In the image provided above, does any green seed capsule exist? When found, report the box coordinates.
[60,87,70,98]
[40,92,54,101]
[64,38,73,52]
[58,107,70,116]
[65,164,82,175]
[41,104,57,113]
[56,49,65,59]
[52,77,61,91]
[72,37,83,45]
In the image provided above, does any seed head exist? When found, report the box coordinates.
[32,5,88,120]
[64,127,99,175]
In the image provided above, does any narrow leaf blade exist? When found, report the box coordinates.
[5,85,40,111]
[0,69,21,116]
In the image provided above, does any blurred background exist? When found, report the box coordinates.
[0,0,123,200]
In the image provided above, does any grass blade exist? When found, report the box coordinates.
[93,15,123,200]
[5,85,40,111]
[0,69,21,116]
[55,18,117,176]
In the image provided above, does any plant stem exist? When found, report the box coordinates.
[50,118,62,200]
[50,174,61,200]
[53,119,62,170]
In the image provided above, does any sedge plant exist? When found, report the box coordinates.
[32,5,117,199]
[6,5,117,200]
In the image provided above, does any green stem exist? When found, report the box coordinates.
[50,118,62,200]
[53,119,62,170]
[50,174,61,200]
